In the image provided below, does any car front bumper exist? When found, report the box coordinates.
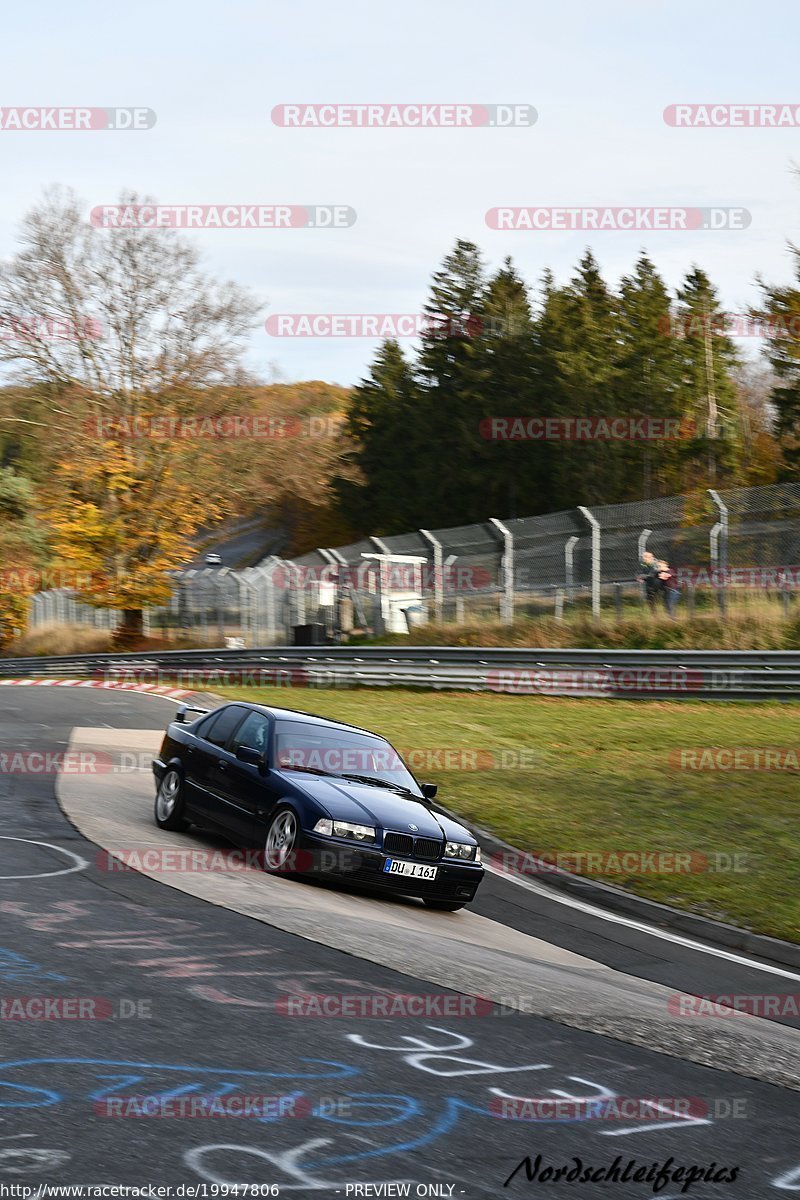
[299,830,484,903]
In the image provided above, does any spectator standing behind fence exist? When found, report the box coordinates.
[658,560,681,618]
[637,551,661,610]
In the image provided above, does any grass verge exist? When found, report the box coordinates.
[214,685,800,943]
[361,599,800,650]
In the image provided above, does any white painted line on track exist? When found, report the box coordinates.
[0,836,89,880]
[486,861,800,982]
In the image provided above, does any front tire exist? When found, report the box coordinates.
[423,899,466,912]
[154,768,190,831]
[263,806,299,874]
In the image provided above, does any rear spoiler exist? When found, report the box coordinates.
[174,704,211,724]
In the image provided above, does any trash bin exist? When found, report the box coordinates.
[402,604,424,631]
[292,623,326,646]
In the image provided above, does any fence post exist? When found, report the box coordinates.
[213,568,230,643]
[708,489,729,614]
[331,548,367,631]
[636,528,653,605]
[369,538,392,634]
[578,506,601,617]
[237,574,251,644]
[565,535,578,603]
[318,548,340,639]
[419,529,443,623]
[256,562,281,643]
[708,490,728,570]
[489,518,514,625]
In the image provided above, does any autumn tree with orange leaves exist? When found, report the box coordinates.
[0,188,260,644]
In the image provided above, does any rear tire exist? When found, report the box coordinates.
[154,768,190,831]
[423,899,466,912]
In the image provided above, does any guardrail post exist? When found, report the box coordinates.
[489,518,514,625]
[419,529,443,623]
[578,506,601,617]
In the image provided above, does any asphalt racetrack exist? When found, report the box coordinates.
[0,686,798,1197]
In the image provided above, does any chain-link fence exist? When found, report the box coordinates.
[23,481,800,642]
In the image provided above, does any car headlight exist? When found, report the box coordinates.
[313,818,376,843]
[445,841,479,861]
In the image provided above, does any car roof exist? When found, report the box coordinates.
[222,701,379,740]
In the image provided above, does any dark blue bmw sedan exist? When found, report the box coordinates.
[152,702,484,911]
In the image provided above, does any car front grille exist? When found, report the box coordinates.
[383,831,442,861]
[383,832,414,857]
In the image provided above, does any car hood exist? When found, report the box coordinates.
[281,774,474,842]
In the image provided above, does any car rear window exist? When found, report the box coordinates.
[198,706,248,749]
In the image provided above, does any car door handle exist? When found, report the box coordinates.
[217,760,228,771]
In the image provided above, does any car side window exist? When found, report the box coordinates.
[194,713,219,740]
[230,712,270,756]
[203,706,248,749]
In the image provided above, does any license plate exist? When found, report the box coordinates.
[383,858,438,880]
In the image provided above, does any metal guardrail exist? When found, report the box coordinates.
[1,646,799,698]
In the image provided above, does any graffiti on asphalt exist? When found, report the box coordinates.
[0,901,790,1191]
[0,900,377,1004]
[0,1057,357,1114]
[0,1147,71,1174]
[0,947,67,985]
[0,1029,718,1189]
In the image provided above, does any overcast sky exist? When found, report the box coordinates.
[1,0,798,386]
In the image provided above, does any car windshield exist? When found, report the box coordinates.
[272,720,420,795]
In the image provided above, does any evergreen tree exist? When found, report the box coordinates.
[478,258,541,516]
[673,267,740,485]
[333,243,770,536]
[333,340,421,532]
[756,246,800,472]
[616,254,684,497]
[412,240,491,525]
[545,251,622,506]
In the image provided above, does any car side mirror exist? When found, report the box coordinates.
[420,782,438,800]
[236,745,264,768]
